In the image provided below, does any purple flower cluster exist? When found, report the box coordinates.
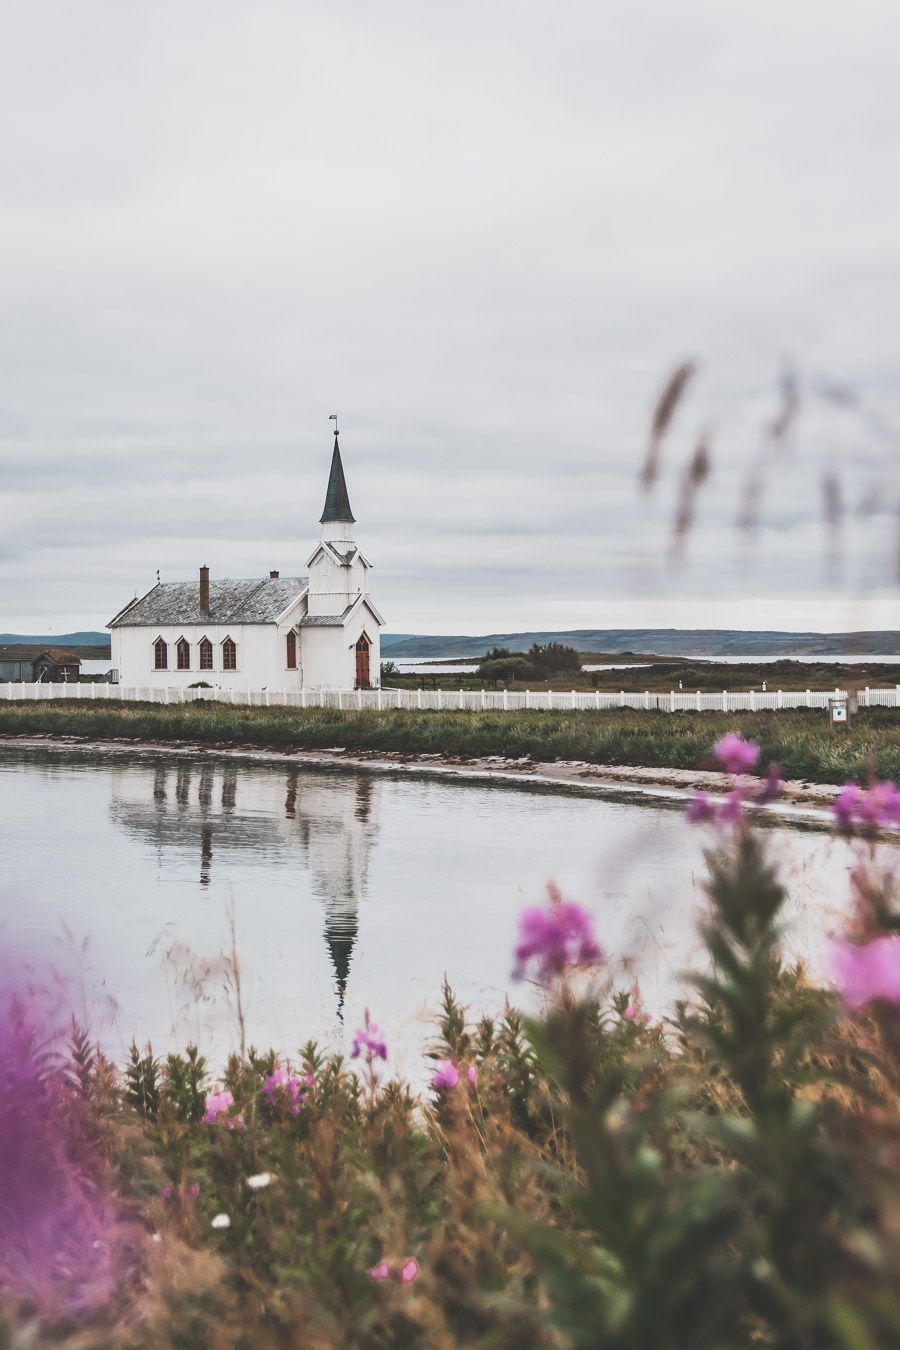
[263,1065,313,1114]
[686,737,783,828]
[832,781,900,836]
[513,885,603,984]
[352,1010,388,1064]
[202,1087,234,1124]
[431,1060,477,1092]
[828,935,900,1008]
[369,1256,419,1283]
[714,733,760,774]
[0,1003,118,1314]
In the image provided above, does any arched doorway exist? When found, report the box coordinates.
[355,634,370,689]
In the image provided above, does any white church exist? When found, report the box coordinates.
[109,431,384,691]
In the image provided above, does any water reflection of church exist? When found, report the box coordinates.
[109,760,380,1010]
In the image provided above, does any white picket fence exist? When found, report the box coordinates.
[2,681,900,713]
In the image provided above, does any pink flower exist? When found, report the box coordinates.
[432,1059,460,1091]
[161,1185,172,1199]
[466,1064,477,1086]
[513,885,603,983]
[352,1010,387,1063]
[718,788,745,825]
[686,792,715,824]
[368,1260,391,1281]
[368,1257,419,1283]
[828,936,900,1008]
[189,1184,199,1197]
[832,781,900,836]
[401,1258,419,1283]
[714,734,759,775]
[202,1088,234,1124]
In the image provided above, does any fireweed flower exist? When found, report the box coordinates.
[467,1064,477,1086]
[352,1010,388,1063]
[202,1087,234,1123]
[368,1257,419,1283]
[828,935,900,1008]
[714,733,760,774]
[0,1003,117,1314]
[833,780,900,836]
[432,1059,460,1091]
[513,885,603,983]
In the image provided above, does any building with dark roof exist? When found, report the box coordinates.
[108,432,384,690]
[0,646,81,683]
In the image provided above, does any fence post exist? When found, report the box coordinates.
[525,689,529,709]
[417,688,422,710]
[750,689,755,711]
[807,689,811,708]
[644,690,649,710]
[696,690,701,711]
[670,690,675,713]
[481,689,485,710]
[895,684,900,707]
[357,688,362,709]
[459,688,464,710]
[338,691,342,710]
[597,689,602,711]
[864,686,869,707]
[619,690,625,708]
[503,688,508,710]
[571,690,576,709]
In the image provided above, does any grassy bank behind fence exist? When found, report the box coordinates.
[1,699,900,783]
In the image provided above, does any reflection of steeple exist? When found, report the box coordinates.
[109,761,381,1016]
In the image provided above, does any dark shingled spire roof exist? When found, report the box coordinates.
[319,434,355,524]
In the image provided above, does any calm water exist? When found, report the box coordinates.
[0,748,873,1075]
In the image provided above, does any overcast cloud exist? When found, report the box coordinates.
[2,1,899,638]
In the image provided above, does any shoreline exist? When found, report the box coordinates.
[0,732,843,828]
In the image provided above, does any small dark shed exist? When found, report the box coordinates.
[0,646,81,683]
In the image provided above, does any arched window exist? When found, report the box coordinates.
[154,637,167,670]
[199,638,213,670]
[286,630,297,669]
[177,638,191,670]
[222,637,237,670]
[355,634,370,689]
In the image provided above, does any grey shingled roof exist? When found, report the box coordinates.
[299,602,358,627]
[109,577,308,628]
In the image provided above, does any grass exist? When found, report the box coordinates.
[1,698,900,783]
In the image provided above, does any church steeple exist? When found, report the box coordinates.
[319,433,355,525]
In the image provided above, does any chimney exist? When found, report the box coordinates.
[199,565,210,612]
[269,570,279,579]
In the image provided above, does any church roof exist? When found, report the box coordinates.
[109,576,308,628]
[319,435,355,524]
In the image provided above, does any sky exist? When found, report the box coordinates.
[2,1,900,638]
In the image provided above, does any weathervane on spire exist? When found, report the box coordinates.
[329,412,339,436]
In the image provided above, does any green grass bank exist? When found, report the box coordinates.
[1,698,899,783]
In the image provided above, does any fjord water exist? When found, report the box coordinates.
[0,748,869,1074]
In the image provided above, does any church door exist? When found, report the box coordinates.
[355,635,370,689]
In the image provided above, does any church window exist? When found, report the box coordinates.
[177,638,190,670]
[286,631,297,669]
[222,637,237,670]
[199,638,213,670]
[154,638,167,670]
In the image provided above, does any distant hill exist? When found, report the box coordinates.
[380,629,900,659]
[0,631,109,646]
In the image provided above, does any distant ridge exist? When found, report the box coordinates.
[380,629,900,659]
[0,631,109,646]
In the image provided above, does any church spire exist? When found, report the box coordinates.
[319,431,355,525]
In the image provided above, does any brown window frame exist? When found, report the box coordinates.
[286,630,297,669]
[176,638,191,670]
[199,637,213,671]
[222,637,237,671]
[154,637,168,670]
